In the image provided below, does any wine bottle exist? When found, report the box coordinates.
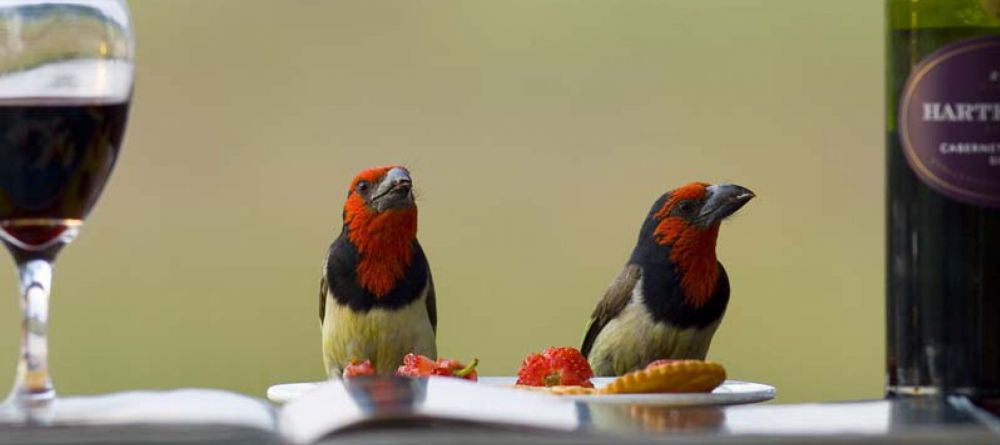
[886,0,1000,398]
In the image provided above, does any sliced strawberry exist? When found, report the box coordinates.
[450,358,478,381]
[435,358,460,370]
[343,360,375,378]
[396,353,437,377]
[396,354,478,381]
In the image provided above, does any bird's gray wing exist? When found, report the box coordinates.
[581,264,641,358]
[319,251,331,323]
[319,274,328,323]
[425,272,437,333]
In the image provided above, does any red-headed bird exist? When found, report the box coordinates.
[581,182,754,376]
[320,165,436,376]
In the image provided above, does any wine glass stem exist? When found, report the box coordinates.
[11,259,54,404]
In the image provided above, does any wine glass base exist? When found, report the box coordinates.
[0,389,276,428]
[0,397,56,426]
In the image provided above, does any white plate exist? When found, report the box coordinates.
[480,377,774,406]
[268,377,774,406]
[268,382,323,404]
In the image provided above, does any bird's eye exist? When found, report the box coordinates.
[675,201,693,214]
[356,181,368,193]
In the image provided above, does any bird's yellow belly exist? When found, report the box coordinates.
[322,294,436,376]
[587,299,720,376]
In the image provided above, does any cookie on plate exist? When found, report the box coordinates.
[599,360,725,394]
[513,385,598,396]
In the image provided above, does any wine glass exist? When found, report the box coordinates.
[0,0,133,409]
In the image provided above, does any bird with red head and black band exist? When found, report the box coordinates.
[581,182,754,376]
[320,165,437,377]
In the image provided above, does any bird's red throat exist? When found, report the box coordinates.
[651,183,720,308]
[344,201,417,298]
[654,218,720,308]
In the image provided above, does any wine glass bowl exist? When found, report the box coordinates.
[0,0,133,408]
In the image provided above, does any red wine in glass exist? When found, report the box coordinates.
[0,99,130,261]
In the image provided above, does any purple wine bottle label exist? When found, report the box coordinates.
[899,36,1000,208]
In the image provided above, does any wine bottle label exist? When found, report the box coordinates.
[899,36,1000,208]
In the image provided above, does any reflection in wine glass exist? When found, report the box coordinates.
[0,0,133,417]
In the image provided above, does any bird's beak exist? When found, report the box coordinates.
[370,167,414,211]
[696,184,755,226]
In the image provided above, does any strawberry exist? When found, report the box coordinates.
[395,354,478,381]
[342,360,375,378]
[516,352,550,386]
[543,347,593,381]
[396,353,437,377]
[431,367,453,377]
[446,358,479,381]
[516,346,594,388]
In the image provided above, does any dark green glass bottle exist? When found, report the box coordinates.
[886,0,1000,398]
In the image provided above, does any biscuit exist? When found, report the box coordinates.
[513,384,598,396]
[599,360,725,394]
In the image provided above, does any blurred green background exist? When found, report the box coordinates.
[0,0,883,403]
